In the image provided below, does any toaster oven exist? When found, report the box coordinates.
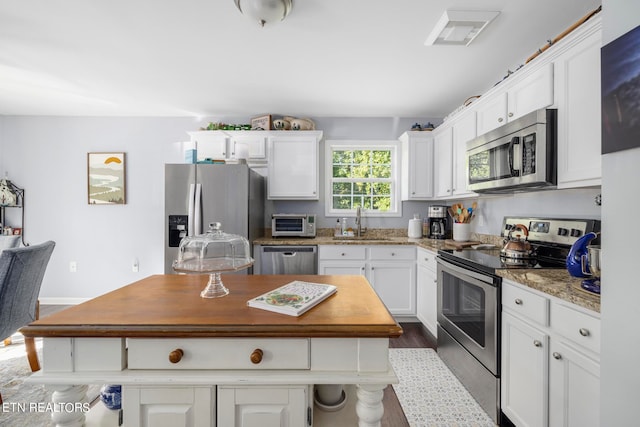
[271,214,317,237]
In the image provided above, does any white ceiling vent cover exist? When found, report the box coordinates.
[424,10,500,46]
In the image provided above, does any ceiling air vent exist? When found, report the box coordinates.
[424,10,500,46]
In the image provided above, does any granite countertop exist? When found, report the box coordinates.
[252,229,600,314]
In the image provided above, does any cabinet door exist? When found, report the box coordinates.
[507,63,554,122]
[452,112,477,196]
[433,126,453,198]
[501,312,549,427]
[231,133,268,160]
[416,262,437,336]
[476,92,508,135]
[268,135,319,199]
[123,386,214,427]
[190,131,227,161]
[369,261,416,316]
[555,28,602,188]
[549,340,600,427]
[400,132,434,200]
[318,261,366,276]
[217,386,308,427]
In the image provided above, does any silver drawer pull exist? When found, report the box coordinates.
[533,340,542,347]
[515,298,523,305]
[341,253,346,256]
[579,328,590,337]
[553,352,562,360]
[391,252,396,256]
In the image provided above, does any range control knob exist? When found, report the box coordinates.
[570,229,582,237]
[558,227,569,236]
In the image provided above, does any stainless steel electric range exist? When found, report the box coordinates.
[436,216,601,425]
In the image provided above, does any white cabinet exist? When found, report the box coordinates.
[123,386,215,427]
[433,126,453,198]
[501,279,600,427]
[555,19,602,188]
[416,247,437,337]
[451,112,477,197]
[476,63,554,136]
[268,131,323,200]
[189,131,268,162]
[400,131,434,200]
[217,386,310,427]
[318,245,416,317]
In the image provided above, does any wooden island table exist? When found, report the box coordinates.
[21,274,402,427]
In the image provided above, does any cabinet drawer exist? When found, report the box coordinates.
[369,246,415,261]
[128,338,309,370]
[319,245,366,260]
[502,283,549,326]
[551,303,600,354]
[417,248,437,271]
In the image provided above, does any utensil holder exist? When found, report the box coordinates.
[453,223,471,242]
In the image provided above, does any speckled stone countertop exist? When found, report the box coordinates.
[253,229,600,313]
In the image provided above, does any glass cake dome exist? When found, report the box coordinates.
[172,222,254,298]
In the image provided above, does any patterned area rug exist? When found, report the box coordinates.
[0,338,100,426]
[389,348,495,427]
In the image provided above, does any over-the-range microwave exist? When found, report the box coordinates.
[271,213,317,237]
[466,108,557,193]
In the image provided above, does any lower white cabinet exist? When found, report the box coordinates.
[501,279,600,427]
[318,245,416,316]
[217,385,310,427]
[416,247,438,336]
[123,386,215,427]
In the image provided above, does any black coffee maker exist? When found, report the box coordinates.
[428,206,450,239]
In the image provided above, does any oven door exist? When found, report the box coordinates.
[272,216,306,236]
[437,257,499,375]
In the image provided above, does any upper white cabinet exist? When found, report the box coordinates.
[189,131,268,162]
[554,18,602,188]
[400,131,434,200]
[267,131,323,200]
[451,112,477,197]
[476,63,554,136]
[433,125,453,198]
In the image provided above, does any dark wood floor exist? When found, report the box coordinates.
[39,306,433,426]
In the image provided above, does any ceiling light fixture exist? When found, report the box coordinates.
[424,10,500,46]
[234,0,293,27]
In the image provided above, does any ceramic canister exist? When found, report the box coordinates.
[408,215,422,238]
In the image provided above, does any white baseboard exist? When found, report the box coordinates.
[39,297,89,305]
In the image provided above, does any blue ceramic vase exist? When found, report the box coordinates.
[100,384,122,410]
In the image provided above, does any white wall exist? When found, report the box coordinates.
[600,1,640,424]
[0,115,603,302]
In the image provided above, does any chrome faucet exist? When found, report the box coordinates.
[355,207,366,237]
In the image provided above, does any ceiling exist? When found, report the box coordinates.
[0,0,601,119]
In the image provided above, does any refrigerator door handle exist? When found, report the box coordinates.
[194,183,202,235]
[188,183,196,236]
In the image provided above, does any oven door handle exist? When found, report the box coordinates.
[437,257,496,286]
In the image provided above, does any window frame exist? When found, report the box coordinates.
[324,139,401,218]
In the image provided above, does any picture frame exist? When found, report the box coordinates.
[601,23,640,154]
[87,152,126,205]
[251,114,272,131]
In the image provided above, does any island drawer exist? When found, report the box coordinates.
[502,282,549,326]
[128,338,310,370]
[319,245,366,260]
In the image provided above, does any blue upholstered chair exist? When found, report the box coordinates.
[0,241,55,404]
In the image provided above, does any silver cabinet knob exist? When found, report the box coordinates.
[515,298,523,305]
[553,352,562,360]
[579,328,590,337]
[498,117,504,123]
[533,340,542,347]
[508,112,514,117]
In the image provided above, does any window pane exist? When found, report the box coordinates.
[372,182,391,195]
[333,196,352,210]
[353,182,368,195]
[373,196,391,211]
[333,182,352,194]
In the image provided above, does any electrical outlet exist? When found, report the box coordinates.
[69,261,77,273]
[132,259,139,273]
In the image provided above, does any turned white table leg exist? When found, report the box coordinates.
[48,384,89,427]
[355,384,386,427]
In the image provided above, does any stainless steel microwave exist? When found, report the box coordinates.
[271,214,317,237]
[466,108,557,193]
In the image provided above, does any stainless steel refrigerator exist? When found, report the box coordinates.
[164,163,265,274]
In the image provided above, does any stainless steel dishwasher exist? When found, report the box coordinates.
[259,246,318,275]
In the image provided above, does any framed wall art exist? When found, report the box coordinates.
[87,152,126,205]
[601,23,640,154]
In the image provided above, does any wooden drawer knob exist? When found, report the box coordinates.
[250,348,264,364]
[169,348,184,364]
